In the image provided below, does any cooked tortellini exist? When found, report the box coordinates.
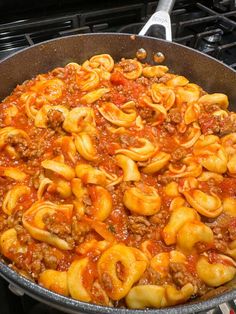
[34,105,69,128]
[117,59,143,80]
[41,159,75,180]
[76,69,99,91]
[31,78,65,101]
[184,103,200,125]
[98,244,147,300]
[87,185,113,221]
[80,88,110,104]
[0,127,29,158]
[39,270,69,296]
[68,258,92,301]
[177,221,214,253]
[196,256,236,287]
[183,189,223,218]
[75,164,106,185]
[0,167,27,181]
[115,138,157,161]
[115,154,140,181]
[162,207,200,245]
[0,228,26,260]
[83,54,114,72]
[141,151,170,174]
[98,102,137,127]
[2,185,30,215]
[22,201,74,250]
[176,123,201,148]
[194,135,228,173]
[63,107,96,134]
[166,156,202,178]
[176,83,201,105]
[74,132,98,161]
[126,283,194,309]
[166,75,189,87]
[151,83,175,110]
[123,185,161,215]
[142,65,168,78]
[198,93,229,109]
[150,250,186,278]
[1,53,236,311]
[223,197,236,217]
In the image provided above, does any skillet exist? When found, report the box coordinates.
[0,0,236,313]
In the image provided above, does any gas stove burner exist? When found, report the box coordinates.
[204,26,223,43]
[204,32,222,43]
[205,31,223,44]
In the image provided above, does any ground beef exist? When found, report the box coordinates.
[199,112,236,136]
[119,59,137,72]
[198,113,220,135]
[14,224,32,244]
[53,146,62,156]
[219,113,236,135]
[136,77,149,86]
[101,272,113,293]
[91,280,112,306]
[171,147,187,162]
[47,109,65,131]
[213,239,228,252]
[170,262,209,296]
[138,267,165,285]
[228,225,236,241]
[203,104,220,113]
[162,122,176,134]
[167,108,182,124]
[119,135,138,147]
[127,216,151,236]
[158,73,174,83]
[138,267,172,286]
[157,175,178,185]
[43,213,71,239]
[138,107,155,121]
[7,210,23,228]
[13,243,46,279]
[71,216,90,244]
[6,135,42,160]
[0,214,7,232]
[42,244,59,269]
[149,210,170,228]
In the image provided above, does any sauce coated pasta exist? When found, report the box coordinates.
[0,54,236,309]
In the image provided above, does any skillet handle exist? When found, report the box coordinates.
[155,0,175,13]
[139,0,175,42]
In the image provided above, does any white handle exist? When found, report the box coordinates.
[139,0,176,41]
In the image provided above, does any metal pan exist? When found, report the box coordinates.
[0,0,236,313]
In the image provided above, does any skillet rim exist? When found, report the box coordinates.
[0,32,235,73]
[0,32,236,313]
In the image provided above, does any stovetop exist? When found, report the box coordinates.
[0,1,236,314]
[0,0,236,67]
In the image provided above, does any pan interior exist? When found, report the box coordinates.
[0,33,236,313]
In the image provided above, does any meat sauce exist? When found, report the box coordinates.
[0,54,235,309]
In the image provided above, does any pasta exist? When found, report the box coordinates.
[0,53,236,310]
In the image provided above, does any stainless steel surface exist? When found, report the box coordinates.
[139,0,175,40]
[138,10,172,40]
[155,0,176,13]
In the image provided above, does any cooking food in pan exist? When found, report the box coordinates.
[0,53,236,309]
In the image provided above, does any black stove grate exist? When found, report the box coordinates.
[0,1,235,68]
